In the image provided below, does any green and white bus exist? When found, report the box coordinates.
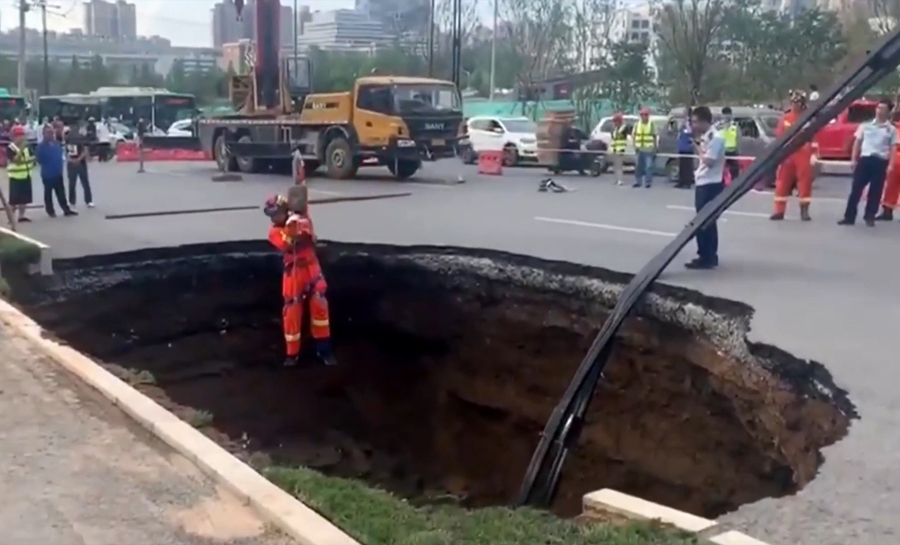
[88,87,197,133]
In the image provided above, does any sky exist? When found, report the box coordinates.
[0,0,355,48]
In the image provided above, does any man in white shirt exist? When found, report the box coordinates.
[839,98,898,227]
[686,105,727,270]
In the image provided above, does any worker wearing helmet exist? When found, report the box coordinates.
[771,90,817,221]
[263,194,336,367]
[6,125,36,223]
[609,113,628,185]
[875,105,900,221]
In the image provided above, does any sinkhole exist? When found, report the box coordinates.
[17,242,856,519]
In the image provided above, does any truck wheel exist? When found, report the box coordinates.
[304,160,320,177]
[214,134,237,172]
[235,135,257,173]
[325,138,358,179]
[388,159,420,180]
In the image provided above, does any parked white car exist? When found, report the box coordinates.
[167,119,193,137]
[464,116,538,166]
[590,114,668,163]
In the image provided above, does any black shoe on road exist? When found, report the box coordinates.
[685,258,717,270]
[64,210,78,217]
[837,218,854,226]
[283,356,299,367]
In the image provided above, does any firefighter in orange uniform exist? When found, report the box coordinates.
[771,90,817,221]
[263,194,336,367]
[876,111,900,221]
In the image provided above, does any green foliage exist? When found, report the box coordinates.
[264,465,701,545]
[0,235,41,267]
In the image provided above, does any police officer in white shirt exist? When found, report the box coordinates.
[686,105,727,270]
[839,98,898,227]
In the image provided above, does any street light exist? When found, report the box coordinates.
[489,0,497,100]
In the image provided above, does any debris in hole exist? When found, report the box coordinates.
[20,242,856,519]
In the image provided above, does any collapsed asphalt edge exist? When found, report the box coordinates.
[0,297,361,545]
[582,489,773,545]
[0,226,53,276]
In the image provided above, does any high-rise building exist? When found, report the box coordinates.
[296,9,391,52]
[212,1,292,49]
[83,0,136,40]
[354,0,429,38]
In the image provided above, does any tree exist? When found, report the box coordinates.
[653,0,729,104]
[500,0,572,115]
[601,40,655,112]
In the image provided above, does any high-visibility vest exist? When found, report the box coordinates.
[7,143,33,180]
[610,125,628,154]
[722,124,738,151]
[633,120,655,150]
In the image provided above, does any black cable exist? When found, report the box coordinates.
[516,26,900,508]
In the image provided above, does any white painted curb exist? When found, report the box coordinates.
[583,489,774,545]
[0,298,361,545]
[0,226,53,275]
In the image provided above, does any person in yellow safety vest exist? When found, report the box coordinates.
[632,107,657,188]
[6,125,36,223]
[720,106,740,183]
[609,112,629,185]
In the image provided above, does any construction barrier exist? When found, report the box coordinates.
[477,150,503,175]
[115,141,210,162]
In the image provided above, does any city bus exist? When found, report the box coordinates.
[88,87,197,133]
[0,89,28,123]
[38,94,103,126]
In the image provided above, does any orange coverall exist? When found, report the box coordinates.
[773,110,815,215]
[881,147,900,211]
[267,216,331,358]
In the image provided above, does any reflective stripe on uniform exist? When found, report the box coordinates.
[311,318,329,327]
[723,125,738,151]
[798,198,811,203]
[633,121,655,150]
[284,333,301,341]
[773,196,788,202]
[7,144,32,180]
[611,126,627,153]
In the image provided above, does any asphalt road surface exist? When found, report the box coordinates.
[7,158,899,545]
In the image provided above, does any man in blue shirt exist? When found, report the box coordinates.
[675,106,695,189]
[35,125,76,218]
[839,98,897,227]
[686,106,726,270]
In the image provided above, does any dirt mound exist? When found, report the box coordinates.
[20,242,855,518]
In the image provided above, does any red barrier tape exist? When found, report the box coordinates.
[116,142,210,162]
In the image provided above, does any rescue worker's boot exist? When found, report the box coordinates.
[315,339,338,366]
[800,204,811,222]
[769,212,785,221]
[875,207,893,221]
[284,355,299,367]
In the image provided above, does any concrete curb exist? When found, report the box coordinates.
[0,298,361,545]
[0,226,53,275]
[582,489,773,545]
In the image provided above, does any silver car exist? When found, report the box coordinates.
[655,106,781,180]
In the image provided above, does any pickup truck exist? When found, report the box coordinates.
[814,99,877,160]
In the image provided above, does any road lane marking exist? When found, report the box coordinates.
[534,216,677,237]
[746,189,846,202]
[309,188,343,196]
[665,205,767,218]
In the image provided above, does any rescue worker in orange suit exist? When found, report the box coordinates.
[263,194,337,367]
[876,109,900,221]
[771,90,818,222]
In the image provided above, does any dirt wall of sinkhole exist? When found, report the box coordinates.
[14,241,857,519]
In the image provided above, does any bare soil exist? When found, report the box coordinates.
[22,244,853,519]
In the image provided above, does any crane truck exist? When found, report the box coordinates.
[189,0,465,181]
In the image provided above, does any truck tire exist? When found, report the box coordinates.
[388,159,420,180]
[324,138,358,179]
[235,135,257,174]
[214,134,237,172]
[304,160,321,177]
